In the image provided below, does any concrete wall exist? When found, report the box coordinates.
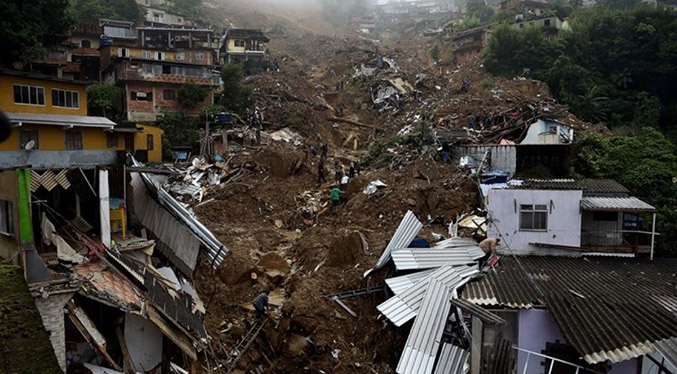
[0,170,20,263]
[452,145,516,175]
[0,124,117,152]
[517,309,567,374]
[35,293,75,373]
[135,124,164,163]
[487,189,582,254]
[0,150,118,169]
[0,75,87,116]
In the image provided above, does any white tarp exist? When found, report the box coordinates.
[99,170,111,249]
[41,213,85,263]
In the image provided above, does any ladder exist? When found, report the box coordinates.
[327,285,384,300]
[225,318,268,374]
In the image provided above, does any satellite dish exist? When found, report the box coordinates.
[24,140,35,151]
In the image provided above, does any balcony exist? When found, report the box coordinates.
[581,230,654,254]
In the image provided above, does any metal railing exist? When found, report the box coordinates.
[513,346,604,374]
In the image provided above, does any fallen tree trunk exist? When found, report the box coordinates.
[327,116,377,130]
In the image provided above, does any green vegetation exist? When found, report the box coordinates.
[480,77,495,90]
[0,264,62,373]
[465,0,495,22]
[458,15,482,32]
[87,83,121,118]
[177,83,209,110]
[0,0,75,65]
[219,64,254,116]
[172,0,202,19]
[157,112,198,159]
[72,0,143,22]
[486,5,677,255]
[429,45,441,63]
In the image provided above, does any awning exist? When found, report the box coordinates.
[581,196,656,213]
[7,112,116,129]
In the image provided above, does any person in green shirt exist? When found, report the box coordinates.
[330,186,344,212]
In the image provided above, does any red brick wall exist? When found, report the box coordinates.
[125,81,214,118]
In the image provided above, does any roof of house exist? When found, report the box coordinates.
[581,196,656,213]
[226,28,270,42]
[0,69,90,85]
[462,256,677,364]
[512,179,630,196]
[7,112,117,129]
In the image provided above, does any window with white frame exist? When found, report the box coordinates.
[142,50,152,59]
[519,204,548,231]
[14,84,45,105]
[118,48,130,57]
[234,40,245,47]
[196,52,204,61]
[52,89,79,108]
[155,51,165,60]
[0,200,13,236]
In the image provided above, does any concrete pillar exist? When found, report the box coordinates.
[99,169,110,248]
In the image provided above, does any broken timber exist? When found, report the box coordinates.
[327,116,377,130]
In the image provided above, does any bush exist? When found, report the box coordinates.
[480,77,494,90]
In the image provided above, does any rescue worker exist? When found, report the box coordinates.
[317,162,326,184]
[479,237,500,267]
[330,186,344,213]
[251,290,269,319]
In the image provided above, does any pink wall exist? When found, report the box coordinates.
[517,309,567,374]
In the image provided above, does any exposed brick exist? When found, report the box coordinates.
[34,293,74,373]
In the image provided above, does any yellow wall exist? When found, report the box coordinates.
[110,46,211,64]
[0,170,20,264]
[227,39,246,53]
[135,124,164,163]
[0,124,113,151]
[0,75,87,116]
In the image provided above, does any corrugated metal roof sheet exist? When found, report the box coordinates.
[433,343,469,374]
[396,277,451,374]
[450,299,506,325]
[386,269,436,295]
[7,112,116,128]
[513,179,630,196]
[391,245,484,271]
[364,210,422,277]
[461,256,677,364]
[131,157,228,269]
[654,338,677,368]
[581,196,656,212]
[378,265,477,326]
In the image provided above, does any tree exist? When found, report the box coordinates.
[484,24,552,77]
[429,45,440,63]
[72,0,143,21]
[458,16,482,32]
[157,112,198,155]
[220,64,254,116]
[177,83,208,110]
[87,83,121,118]
[466,0,495,22]
[0,0,75,66]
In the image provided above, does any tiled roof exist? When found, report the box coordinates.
[73,261,143,311]
[461,256,677,364]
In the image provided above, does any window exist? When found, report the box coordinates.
[176,52,186,61]
[155,51,165,61]
[52,89,80,108]
[544,19,551,26]
[106,133,118,148]
[163,89,175,100]
[13,85,45,105]
[118,48,129,57]
[147,134,154,150]
[178,18,182,23]
[519,204,548,231]
[81,39,91,48]
[0,200,13,236]
[196,52,204,61]
[133,91,152,101]
[19,130,39,150]
[162,65,171,74]
[519,23,525,28]
[65,131,83,150]
[142,50,152,59]
[234,40,245,47]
